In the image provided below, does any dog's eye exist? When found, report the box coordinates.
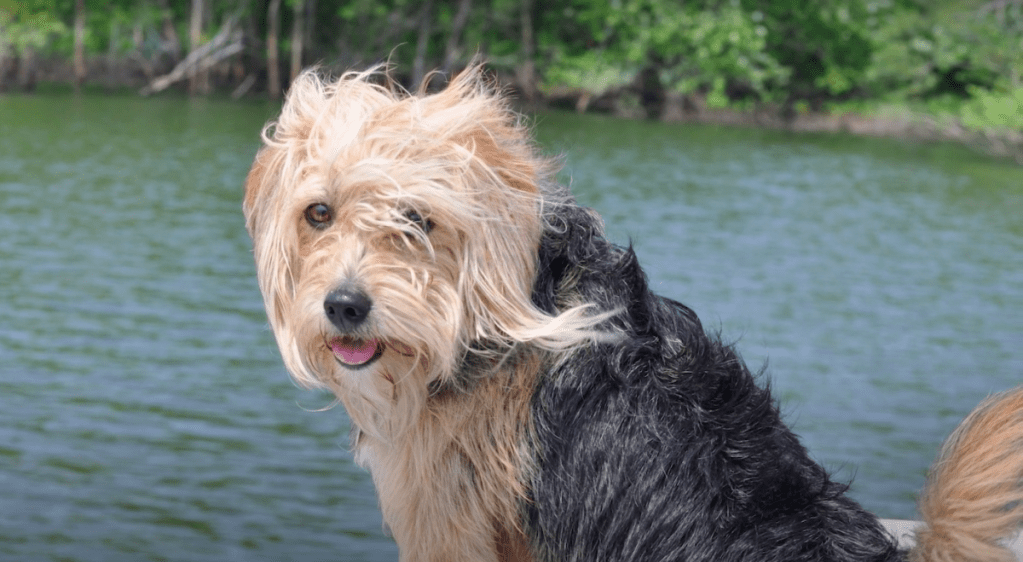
[404,210,434,234]
[304,203,332,228]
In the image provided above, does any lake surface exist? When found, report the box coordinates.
[1,92,1020,561]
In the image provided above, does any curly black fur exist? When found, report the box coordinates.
[525,191,904,562]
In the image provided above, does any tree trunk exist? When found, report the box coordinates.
[289,0,305,83]
[73,0,86,92]
[267,0,282,99]
[157,0,181,60]
[411,0,434,89]
[188,0,205,94]
[0,45,8,92]
[516,0,536,100]
[133,20,143,52]
[304,0,317,61]
[107,17,118,86]
[140,17,242,96]
[17,47,37,92]
[442,0,472,74]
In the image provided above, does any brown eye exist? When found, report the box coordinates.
[304,203,332,228]
[405,210,434,234]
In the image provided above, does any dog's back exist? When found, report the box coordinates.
[525,194,902,561]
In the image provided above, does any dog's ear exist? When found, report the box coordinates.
[242,147,271,237]
[241,144,301,349]
[424,69,603,351]
[455,176,602,352]
[417,68,543,345]
[444,65,546,198]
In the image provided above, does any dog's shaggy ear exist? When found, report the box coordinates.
[242,142,306,369]
[442,66,545,197]
[242,147,270,238]
[424,67,607,353]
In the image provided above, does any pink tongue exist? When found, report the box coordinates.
[330,338,380,365]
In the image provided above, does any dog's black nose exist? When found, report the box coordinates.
[324,286,372,332]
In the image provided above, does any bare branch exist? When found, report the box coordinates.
[140,16,242,96]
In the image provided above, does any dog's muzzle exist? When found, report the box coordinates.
[324,285,385,368]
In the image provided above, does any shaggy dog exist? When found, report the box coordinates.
[243,65,1023,562]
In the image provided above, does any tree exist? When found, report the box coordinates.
[411,0,435,88]
[73,0,85,91]
[0,2,68,92]
[267,0,282,98]
[188,0,206,94]
[442,0,473,73]
[516,0,537,99]
[290,0,307,83]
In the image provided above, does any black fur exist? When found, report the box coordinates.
[525,193,904,562]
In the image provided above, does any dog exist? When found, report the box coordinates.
[243,65,1023,562]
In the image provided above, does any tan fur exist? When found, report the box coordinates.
[243,65,604,561]
[364,351,542,561]
[913,387,1023,562]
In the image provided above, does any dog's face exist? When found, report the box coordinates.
[243,68,578,438]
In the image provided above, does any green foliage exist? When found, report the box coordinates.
[0,0,68,54]
[1,0,1020,143]
[537,0,791,102]
[740,0,874,97]
[960,86,1023,132]
[866,3,1004,99]
[641,2,789,101]
[540,49,636,95]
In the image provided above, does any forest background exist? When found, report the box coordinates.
[2,0,1021,160]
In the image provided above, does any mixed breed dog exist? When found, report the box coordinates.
[243,65,1023,561]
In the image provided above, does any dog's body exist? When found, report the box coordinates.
[244,66,1023,562]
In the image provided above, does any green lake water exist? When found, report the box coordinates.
[1,93,1021,561]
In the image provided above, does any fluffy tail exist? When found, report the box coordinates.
[911,386,1023,562]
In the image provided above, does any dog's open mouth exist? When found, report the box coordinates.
[328,337,384,368]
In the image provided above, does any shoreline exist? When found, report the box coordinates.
[540,87,1023,165]
[10,57,1022,165]
[674,109,1023,166]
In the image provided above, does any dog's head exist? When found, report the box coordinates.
[243,66,600,437]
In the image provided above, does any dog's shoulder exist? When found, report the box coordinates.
[533,195,758,402]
